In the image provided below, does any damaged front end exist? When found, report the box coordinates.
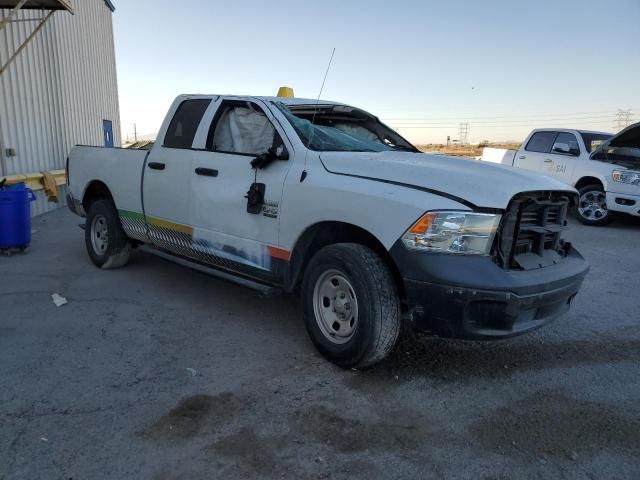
[493,191,575,271]
[391,190,588,340]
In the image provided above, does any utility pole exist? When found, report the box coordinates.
[458,122,469,146]
[134,123,138,142]
[614,109,633,131]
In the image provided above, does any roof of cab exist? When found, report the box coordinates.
[531,127,612,136]
[252,96,347,107]
[174,94,347,107]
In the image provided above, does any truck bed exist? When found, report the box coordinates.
[480,147,517,166]
[67,146,148,215]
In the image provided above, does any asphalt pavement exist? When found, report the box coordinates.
[1,208,639,479]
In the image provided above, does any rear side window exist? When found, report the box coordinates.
[525,131,557,153]
[164,99,211,149]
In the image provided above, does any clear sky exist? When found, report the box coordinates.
[113,0,640,145]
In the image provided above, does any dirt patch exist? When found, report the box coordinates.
[470,389,640,459]
[289,404,428,453]
[344,330,640,387]
[207,405,428,478]
[208,427,283,477]
[140,392,250,442]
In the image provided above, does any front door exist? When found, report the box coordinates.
[188,99,293,275]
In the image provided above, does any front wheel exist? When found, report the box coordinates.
[301,243,401,368]
[575,184,613,226]
[85,198,131,269]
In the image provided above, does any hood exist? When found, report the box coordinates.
[319,151,575,210]
[591,122,640,169]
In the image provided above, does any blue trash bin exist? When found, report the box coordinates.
[0,182,36,249]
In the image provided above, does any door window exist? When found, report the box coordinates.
[525,131,557,153]
[551,132,580,156]
[207,102,276,155]
[164,99,211,149]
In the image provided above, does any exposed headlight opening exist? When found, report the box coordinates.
[612,169,640,186]
[402,211,501,255]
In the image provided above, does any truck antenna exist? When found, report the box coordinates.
[301,48,336,182]
[311,47,336,126]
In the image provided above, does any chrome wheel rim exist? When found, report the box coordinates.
[578,190,608,221]
[90,214,109,255]
[312,269,359,344]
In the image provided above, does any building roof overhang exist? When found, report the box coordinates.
[0,0,73,13]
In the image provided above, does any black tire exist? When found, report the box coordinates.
[575,184,613,226]
[301,243,401,368]
[84,198,131,269]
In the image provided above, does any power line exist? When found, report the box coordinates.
[384,110,618,121]
[614,109,633,131]
[393,119,615,129]
[390,115,616,126]
[458,122,469,145]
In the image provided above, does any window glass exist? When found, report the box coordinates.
[525,131,557,153]
[164,99,211,149]
[209,103,276,155]
[580,132,612,153]
[552,132,580,155]
[273,102,417,153]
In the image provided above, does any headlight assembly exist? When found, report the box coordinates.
[612,169,640,186]
[401,211,501,255]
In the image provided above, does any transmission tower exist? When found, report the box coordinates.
[614,109,633,131]
[458,122,470,146]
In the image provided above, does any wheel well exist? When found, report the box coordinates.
[285,221,406,302]
[82,181,113,211]
[574,176,603,191]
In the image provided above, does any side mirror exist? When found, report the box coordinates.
[552,143,571,154]
[251,144,289,169]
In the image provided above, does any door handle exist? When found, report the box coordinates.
[148,162,165,170]
[519,155,526,159]
[195,167,218,177]
[544,159,553,163]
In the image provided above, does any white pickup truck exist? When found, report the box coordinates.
[66,94,589,367]
[482,124,640,226]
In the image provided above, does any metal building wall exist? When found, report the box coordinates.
[0,0,120,215]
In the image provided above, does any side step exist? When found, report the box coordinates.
[138,244,281,296]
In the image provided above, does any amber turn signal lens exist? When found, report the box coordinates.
[408,213,435,235]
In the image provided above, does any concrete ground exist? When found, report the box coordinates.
[1,208,639,480]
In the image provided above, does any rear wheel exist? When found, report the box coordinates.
[85,198,131,268]
[575,184,613,226]
[301,243,401,368]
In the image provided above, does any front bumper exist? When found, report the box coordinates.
[606,191,640,217]
[391,243,589,340]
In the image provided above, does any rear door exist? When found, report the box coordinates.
[142,97,211,252]
[187,99,294,275]
[514,131,557,174]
